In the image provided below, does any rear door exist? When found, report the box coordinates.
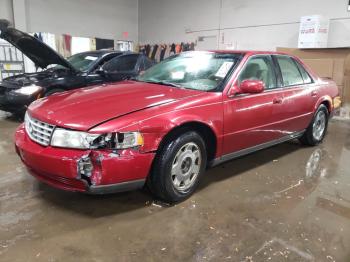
[273,55,316,133]
[223,55,287,154]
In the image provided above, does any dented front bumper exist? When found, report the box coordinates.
[14,124,155,194]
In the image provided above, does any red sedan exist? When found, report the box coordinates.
[14,51,341,202]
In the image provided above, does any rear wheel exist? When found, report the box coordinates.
[148,131,207,203]
[299,104,329,146]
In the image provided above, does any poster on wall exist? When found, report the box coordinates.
[298,15,329,48]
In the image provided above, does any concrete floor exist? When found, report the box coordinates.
[0,111,350,262]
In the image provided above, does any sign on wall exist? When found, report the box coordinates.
[298,15,329,49]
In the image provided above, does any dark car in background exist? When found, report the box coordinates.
[0,20,154,115]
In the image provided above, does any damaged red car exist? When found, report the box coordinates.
[14,51,341,202]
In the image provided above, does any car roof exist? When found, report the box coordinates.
[210,50,290,56]
[76,50,123,56]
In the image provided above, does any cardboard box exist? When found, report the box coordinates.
[344,76,350,106]
[302,59,333,79]
[277,47,350,106]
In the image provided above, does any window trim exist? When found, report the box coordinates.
[273,54,314,88]
[294,59,314,85]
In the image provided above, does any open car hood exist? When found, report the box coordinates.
[0,19,75,71]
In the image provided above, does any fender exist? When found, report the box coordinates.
[314,95,333,113]
[138,114,222,156]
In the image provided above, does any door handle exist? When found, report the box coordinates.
[311,90,318,97]
[273,97,283,104]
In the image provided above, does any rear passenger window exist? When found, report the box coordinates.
[276,56,304,86]
[295,60,313,84]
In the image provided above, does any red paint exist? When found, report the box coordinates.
[14,51,340,193]
[239,79,265,94]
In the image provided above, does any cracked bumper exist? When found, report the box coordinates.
[14,125,155,194]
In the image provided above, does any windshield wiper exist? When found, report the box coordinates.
[129,78,184,88]
[144,80,184,88]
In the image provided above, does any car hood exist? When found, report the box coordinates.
[29,81,203,131]
[0,19,75,71]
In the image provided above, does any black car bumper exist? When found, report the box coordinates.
[0,92,36,113]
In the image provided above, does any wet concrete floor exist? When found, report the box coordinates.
[0,111,350,262]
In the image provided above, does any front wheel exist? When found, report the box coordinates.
[299,104,329,146]
[148,131,207,203]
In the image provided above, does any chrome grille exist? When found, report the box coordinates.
[25,113,55,146]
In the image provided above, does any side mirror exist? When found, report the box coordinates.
[239,79,264,94]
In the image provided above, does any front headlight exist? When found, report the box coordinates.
[14,85,42,95]
[50,128,144,150]
[51,128,100,149]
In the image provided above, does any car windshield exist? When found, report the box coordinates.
[66,53,102,71]
[137,51,241,91]
[52,52,102,71]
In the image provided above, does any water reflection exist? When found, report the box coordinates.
[304,148,329,188]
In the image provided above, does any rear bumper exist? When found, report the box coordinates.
[15,125,155,194]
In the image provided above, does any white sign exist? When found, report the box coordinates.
[298,15,329,48]
[215,62,234,78]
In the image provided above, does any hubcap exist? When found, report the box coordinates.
[312,111,326,141]
[171,142,201,192]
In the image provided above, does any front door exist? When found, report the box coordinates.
[223,55,286,155]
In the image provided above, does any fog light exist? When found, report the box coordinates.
[78,157,93,177]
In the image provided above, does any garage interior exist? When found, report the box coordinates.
[1,0,350,261]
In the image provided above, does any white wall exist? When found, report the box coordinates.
[139,0,221,45]
[0,0,14,24]
[139,0,350,50]
[24,0,138,43]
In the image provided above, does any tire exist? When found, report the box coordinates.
[299,104,329,146]
[44,88,65,97]
[148,131,207,203]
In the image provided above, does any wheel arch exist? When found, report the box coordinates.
[315,95,332,114]
[156,121,218,164]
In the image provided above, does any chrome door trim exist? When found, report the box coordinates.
[209,130,305,167]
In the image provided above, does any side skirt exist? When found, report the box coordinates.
[209,130,305,167]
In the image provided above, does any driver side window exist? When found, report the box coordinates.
[238,56,277,90]
[103,54,139,73]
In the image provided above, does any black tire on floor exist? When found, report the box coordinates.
[299,104,329,146]
[148,131,207,203]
